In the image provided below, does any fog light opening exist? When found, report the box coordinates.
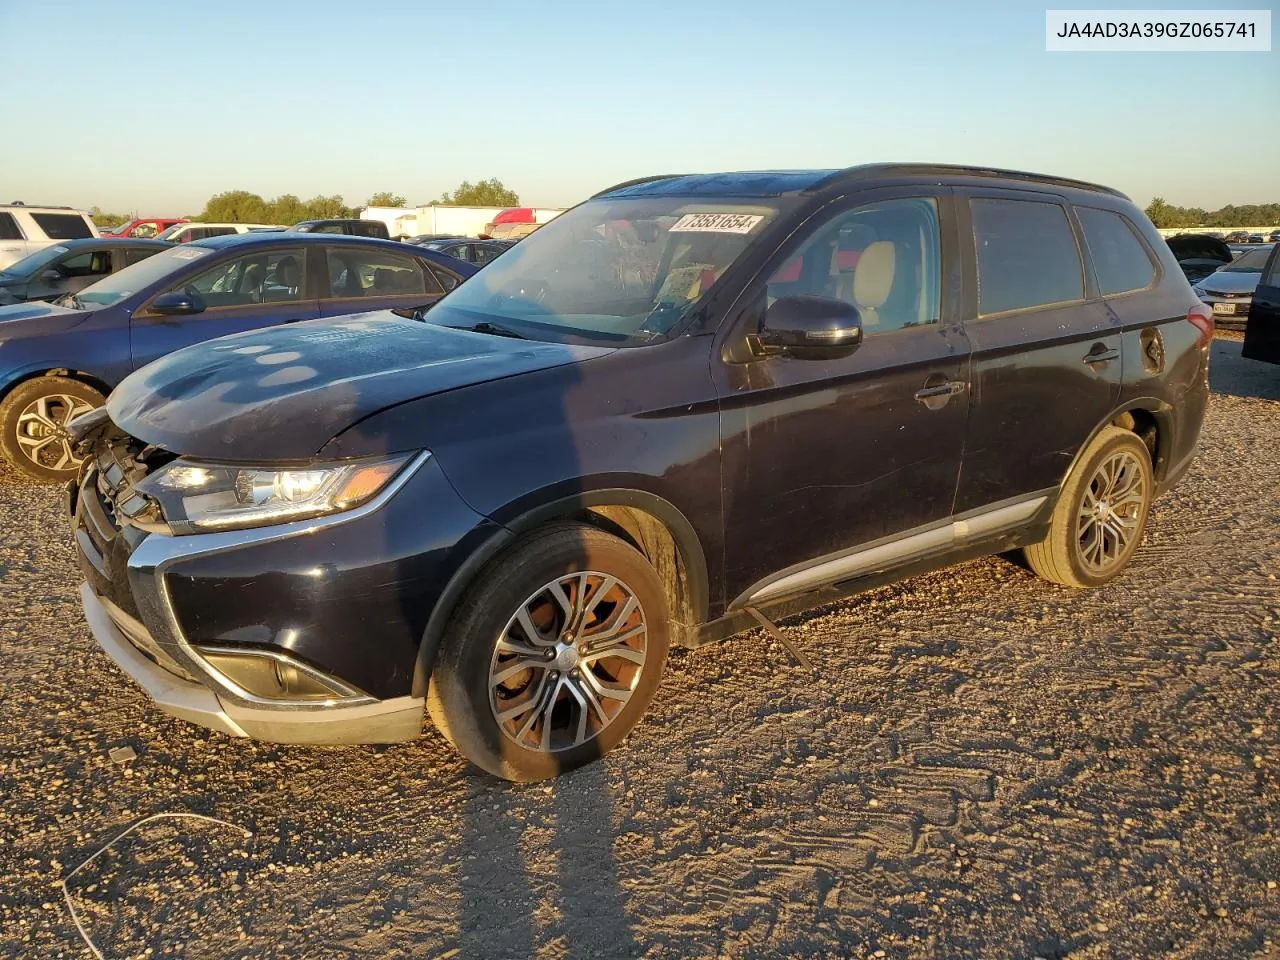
[194,646,372,704]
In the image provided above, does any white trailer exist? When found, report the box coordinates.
[362,205,564,239]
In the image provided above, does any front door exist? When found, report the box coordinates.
[27,248,114,302]
[952,191,1122,513]
[1243,244,1280,364]
[713,190,970,606]
[130,245,320,369]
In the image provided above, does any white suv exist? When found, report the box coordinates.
[0,204,99,270]
[154,222,281,244]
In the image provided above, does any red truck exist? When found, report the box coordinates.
[99,217,187,240]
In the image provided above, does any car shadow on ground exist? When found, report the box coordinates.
[1210,336,1280,401]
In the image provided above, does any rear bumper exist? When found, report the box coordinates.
[80,582,425,744]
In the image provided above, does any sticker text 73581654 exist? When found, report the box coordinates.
[668,213,764,235]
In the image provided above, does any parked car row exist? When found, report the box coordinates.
[57,163,1216,781]
[0,234,477,480]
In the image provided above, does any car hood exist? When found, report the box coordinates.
[1200,270,1262,295]
[108,311,615,461]
[1167,235,1232,264]
[0,300,80,324]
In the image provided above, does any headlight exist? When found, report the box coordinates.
[135,453,416,533]
[1192,284,1206,297]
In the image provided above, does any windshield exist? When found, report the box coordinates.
[0,244,72,278]
[426,197,780,344]
[1224,247,1273,272]
[75,245,212,307]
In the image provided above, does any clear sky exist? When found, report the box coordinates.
[1,0,1275,215]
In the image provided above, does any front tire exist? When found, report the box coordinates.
[427,525,669,781]
[1024,425,1153,588]
[0,377,104,482]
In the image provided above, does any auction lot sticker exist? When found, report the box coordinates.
[669,213,764,234]
[1046,9,1271,51]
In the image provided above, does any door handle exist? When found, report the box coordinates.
[914,379,967,409]
[915,381,966,400]
[1083,345,1120,365]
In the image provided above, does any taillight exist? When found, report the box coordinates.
[1187,302,1214,348]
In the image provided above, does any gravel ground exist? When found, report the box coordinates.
[1,337,1277,960]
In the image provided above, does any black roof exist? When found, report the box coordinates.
[52,237,171,250]
[191,232,408,252]
[594,163,1126,201]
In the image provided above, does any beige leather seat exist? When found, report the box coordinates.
[851,240,895,328]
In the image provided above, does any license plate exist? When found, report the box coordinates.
[1212,302,1235,315]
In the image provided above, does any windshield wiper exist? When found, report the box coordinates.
[457,320,528,340]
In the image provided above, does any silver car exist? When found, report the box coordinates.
[1193,244,1274,328]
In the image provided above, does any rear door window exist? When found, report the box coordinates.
[971,198,1084,315]
[1076,207,1155,296]
[30,213,94,240]
[324,247,440,299]
[0,213,23,240]
[124,246,160,266]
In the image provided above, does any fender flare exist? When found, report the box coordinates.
[1056,397,1175,499]
[410,487,710,699]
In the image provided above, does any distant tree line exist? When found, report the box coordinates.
[89,179,521,228]
[1145,197,1280,229]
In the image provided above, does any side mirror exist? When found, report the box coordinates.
[150,290,205,316]
[752,295,863,360]
[40,269,62,282]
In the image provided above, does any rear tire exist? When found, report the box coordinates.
[0,377,104,482]
[427,525,669,782]
[1024,425,1153,588]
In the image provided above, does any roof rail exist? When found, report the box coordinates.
[591,174,684,198]
[811,163,1127,199]
[3,201,77,210]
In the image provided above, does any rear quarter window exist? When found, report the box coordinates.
[0,213,22,241]
[971,198,1084,315]
[30,213,94,240]
[1076,207,1155,296]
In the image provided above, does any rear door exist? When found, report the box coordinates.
[318,244,447,317]
[1243,245,1280,364]
[129,245,320,369]
[0,212,30,269]
[953,190,1120,513]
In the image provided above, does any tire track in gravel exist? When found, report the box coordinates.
[0,338,1276,959]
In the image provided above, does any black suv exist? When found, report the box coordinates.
[68,164,1211,781]
[288,219,391,240]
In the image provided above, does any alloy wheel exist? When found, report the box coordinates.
[489,571,647,753]
[1076,449,1146,574]
[14,394,96,473]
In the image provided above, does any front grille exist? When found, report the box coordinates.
[72,430,172,619]
[1204,290,1248,299]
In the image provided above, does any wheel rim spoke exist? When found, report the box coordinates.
[15,394,94,471]
[489,568,647,754]
[1076,449,1147,573]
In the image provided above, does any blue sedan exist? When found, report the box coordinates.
[0,233,477,480]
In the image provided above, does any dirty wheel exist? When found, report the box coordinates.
[428,525,669,781]
[1024,425,1153,588]
[0,377,104,482]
